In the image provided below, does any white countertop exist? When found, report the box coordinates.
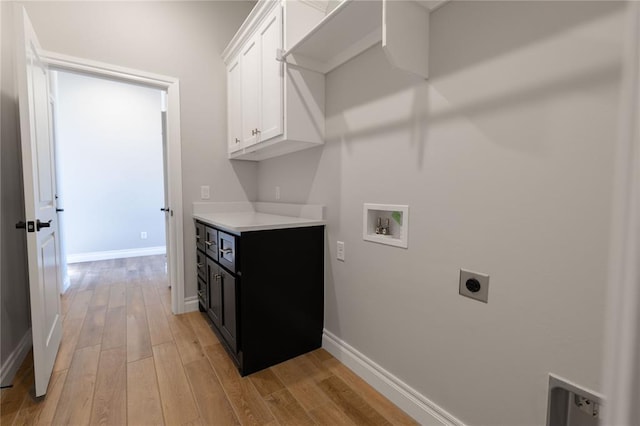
[193,211,325,235]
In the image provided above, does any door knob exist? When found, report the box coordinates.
[15,221,35,232]
[36,219,52,231]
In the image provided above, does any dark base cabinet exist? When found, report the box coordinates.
[195,221,324,376]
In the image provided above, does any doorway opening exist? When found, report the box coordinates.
[43,51,185,315]
[51,70,168,292]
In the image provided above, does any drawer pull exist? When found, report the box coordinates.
[197,263,204,268]
[196,235,200,240]
[214,274,222,280]
[205,240,215,247]
[219,248,233,255]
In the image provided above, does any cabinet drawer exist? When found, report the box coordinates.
[196,250,206,281]
[204,226,219,261]
[218,231,236,272]
[195,222,205,252]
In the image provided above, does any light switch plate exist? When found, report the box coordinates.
[337,241,345,261]
[200,185,210,200]
[459,269,489,303]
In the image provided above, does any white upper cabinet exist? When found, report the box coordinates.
[222,1,326,161]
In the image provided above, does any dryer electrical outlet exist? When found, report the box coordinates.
[459,269,489,303]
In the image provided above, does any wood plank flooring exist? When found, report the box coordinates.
[1,255,417,425]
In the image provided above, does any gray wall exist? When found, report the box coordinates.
[18,1,257,298]
[256,2,626,424]
[1,2,31,378]
[55,71,165,257]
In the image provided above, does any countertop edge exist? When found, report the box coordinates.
[193,213,325,235]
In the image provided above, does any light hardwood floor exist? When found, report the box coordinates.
[1,255,417,425]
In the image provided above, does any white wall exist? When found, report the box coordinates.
[55,71,165,259]
[15,1,257,297]
[0,2,31,380]
[256,1,626,424]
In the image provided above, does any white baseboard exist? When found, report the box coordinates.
[322,329,464,426]
[67,246,166,264]
[184,296,199,313]
[1,329,32,387]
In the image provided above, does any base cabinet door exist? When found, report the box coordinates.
[207,258,221,328]
[220,268,237,353]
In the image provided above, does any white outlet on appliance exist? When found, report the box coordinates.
[200,185,210,200]
[275,186,281,200]
[140,232,147,239]
[337,241,345,261]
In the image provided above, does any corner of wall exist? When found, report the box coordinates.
[322,329,465,426]
[0,329,32,387]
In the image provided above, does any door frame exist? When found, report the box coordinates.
[42,51,186,314]
[602,2,640,424]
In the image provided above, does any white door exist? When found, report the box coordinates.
[160,103,171,285]
[258,6,283,142]
[15,6,63,397]
[49,71,69,294]
[227,57,243,153]
[241,38,260,147]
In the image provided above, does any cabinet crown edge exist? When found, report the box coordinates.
[223,0,281,64]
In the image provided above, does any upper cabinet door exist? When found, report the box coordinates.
[241,38,260,147]
[227,57,243,153]
[258,7,283,142]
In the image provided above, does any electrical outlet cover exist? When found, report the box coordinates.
[200,185,210,200]
[459,269,489,303]
[337,241,345,261]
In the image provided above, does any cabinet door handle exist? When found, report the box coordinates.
[196,235,200,240]
[251,128,261,136]
[197,263,204,268]
[235,138,240,143]
[214,274,222,280]
[219,248,233,255]
[205,240,215,247]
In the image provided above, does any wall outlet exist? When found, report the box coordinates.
[275,186,281,200]
[140,232,148,240]
[459,269,489,303]
[200,185,210,200]
[337,241,345,261]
